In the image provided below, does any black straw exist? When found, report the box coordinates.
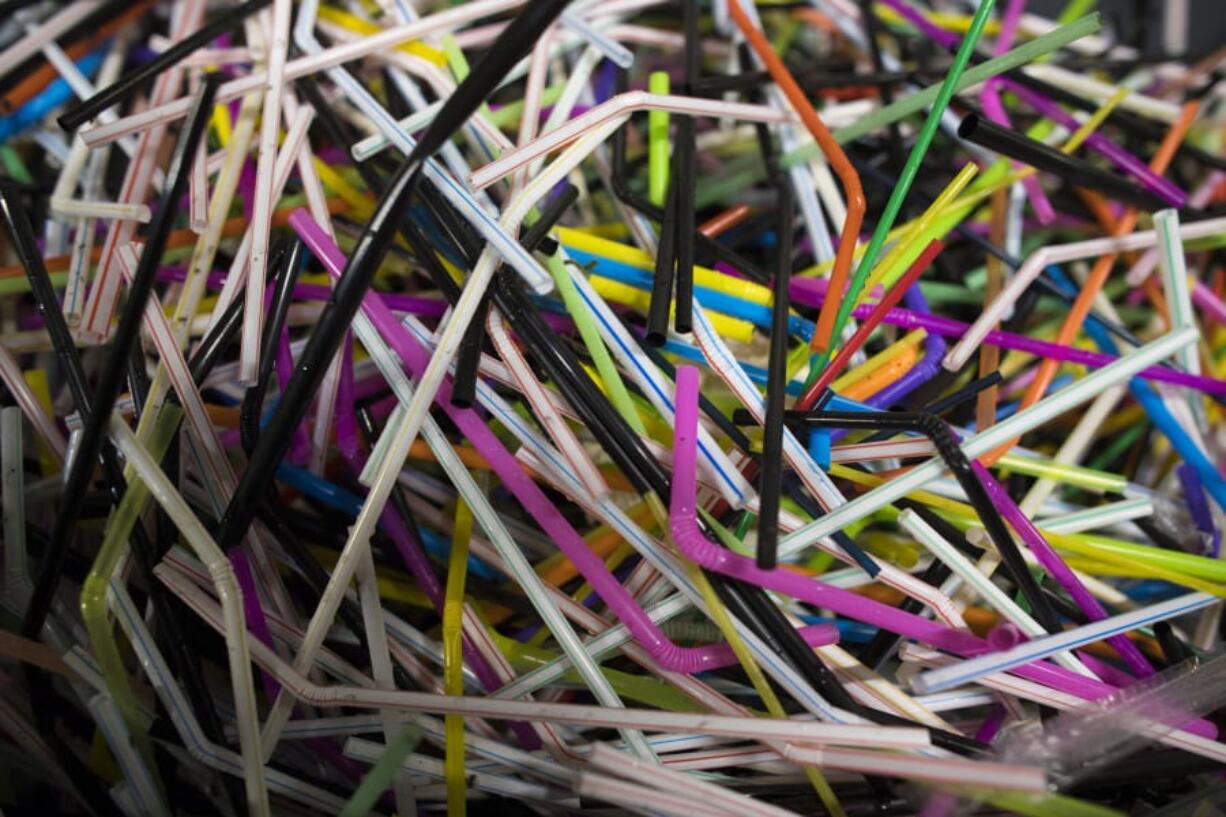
[57,0,271,131]
[757,184,794,571]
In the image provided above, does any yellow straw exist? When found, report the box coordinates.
[443,498,473,817]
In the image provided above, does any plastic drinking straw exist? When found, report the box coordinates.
[469,91,866,191]
[183,559,1050,792]
[239,0,290,385]
[77,0,207,341]
[0,1,102,78]
[956,113,1166,211]
[1,408,29,607]
[671,364,1187,710]
[107,580,350,811]
[816,0,995,366]
[757,183,794,570]
[338,726,422,817]
[944,215,1226,372]
[1037,498,1155,535]
[912,591,1218,695]
[0,344,65,461]
[58,0,269,131]
[84,693,167,815]
[900,509,1096,678]
[392,316,849,730]
[1153,208,1206,417]
[214,0,570,564]
[684,552,845,815]
[161,574,932,747]
[80,0,531,148]
[647,70,670,207]
[290,210,794,745]
[801,241,945,405]
[859,163,978,297]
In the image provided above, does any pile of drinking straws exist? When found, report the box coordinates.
[3,0,1226,814]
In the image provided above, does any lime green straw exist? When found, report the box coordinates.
[545,252,647,434]
[0,271,68,297]
[647,71,671,207]
[1057,0,1097,25]
[486,84,566,130]
[80,402,184,776]
[820,0,998,357]
[338,724,424,817]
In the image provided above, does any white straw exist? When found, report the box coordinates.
[912,591,1217,694]
[944,217,1226,372]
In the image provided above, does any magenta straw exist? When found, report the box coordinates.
[290,209,839,675]
[670,364,1217,737]
[971,462,1156,678]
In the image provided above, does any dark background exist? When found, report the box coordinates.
[1026,0,1225,59]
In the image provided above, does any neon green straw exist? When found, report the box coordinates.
[486,84,566,129]
[647,71,671,207]
[821,0,998,355]
[546,252,647,434]
[1057,0,1097,25]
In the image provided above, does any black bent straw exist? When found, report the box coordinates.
[793,410,1062,633]
[22,73,220,640]
[57,0,272,131]
[215,0,575,553]
[757,184,794,570]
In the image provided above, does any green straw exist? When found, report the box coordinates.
[338,724,424,817]
[820,0,998,356]
[0,145,32,184]
[647,71,671,207]
[80,402,185,777]
[0,271,68,297]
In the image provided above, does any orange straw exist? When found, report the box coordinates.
[726,0,866,354]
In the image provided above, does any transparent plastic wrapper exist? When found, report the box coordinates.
[995,646,1226,788]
